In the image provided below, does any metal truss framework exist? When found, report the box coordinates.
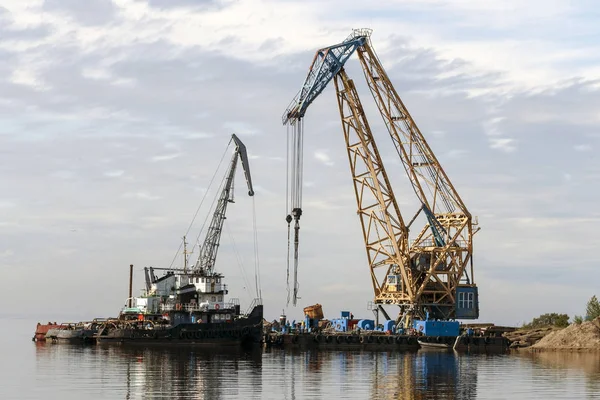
[285,29,478,320]
[353,36,477,319]
[193,135,254,276]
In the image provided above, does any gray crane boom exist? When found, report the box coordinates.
[193,134,254,274]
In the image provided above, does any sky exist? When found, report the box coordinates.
[1,0,599,327]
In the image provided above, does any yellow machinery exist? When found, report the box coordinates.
[283,29,479,320]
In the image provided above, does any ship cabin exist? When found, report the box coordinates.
[121,270,241,326]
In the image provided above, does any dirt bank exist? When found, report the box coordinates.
[531,318,600,352]
[504,326,559,349]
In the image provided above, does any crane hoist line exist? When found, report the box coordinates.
[283,29,480,321]
[192,134,254,277]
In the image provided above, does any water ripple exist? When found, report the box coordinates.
[3,320,600,400]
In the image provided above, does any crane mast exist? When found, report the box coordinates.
[333,69,411,300]
[283,29,479,321]
[193,134,254,275]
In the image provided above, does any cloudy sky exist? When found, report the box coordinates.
[1,0,599,326]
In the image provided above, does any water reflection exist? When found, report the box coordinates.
[30,342,600,400]
[119,346,263,399]
[34,343,263,399]
[372,351,477,400]
[263,348,477,399]
[520,351,600,395]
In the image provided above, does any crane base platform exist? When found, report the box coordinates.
[264,332,510,353]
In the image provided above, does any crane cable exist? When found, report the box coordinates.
[285,118,304,307]
[191,154,231,267]
[252,196,262,300]
[168,139,232,270]
[285,123,291,306]
[224,220,254,304]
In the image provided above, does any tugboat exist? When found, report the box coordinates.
[96,134,263,346]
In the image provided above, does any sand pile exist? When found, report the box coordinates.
[504,327,558,348]
[532,317,600,351]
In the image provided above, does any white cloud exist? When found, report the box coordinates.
[51,170,76,179]
[574,144,592,152]
[483,116,505,136]
[2,0,600,326]
[82,68,111,80]
[223,121,259,136]
[446,149,468,159]
[111,77,136,87]
[0,200,16,208]
[182,132,213,139]
[304,200,340,210]
[489,137,516,152]
[314,150,334,166]
[151,153,182,162]
[123,191,161,200]
[103,170,125,178]
[0,249,14,258]
[10,68,47,90]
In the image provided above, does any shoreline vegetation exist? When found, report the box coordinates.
[504,296,600,352]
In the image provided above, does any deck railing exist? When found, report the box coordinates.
[159,301,237,312]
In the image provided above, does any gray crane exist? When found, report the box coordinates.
[192,134,254,275]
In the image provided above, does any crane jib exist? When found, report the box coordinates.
[193,134,255,275]
[231,134,254,196]
[282,35,368,125]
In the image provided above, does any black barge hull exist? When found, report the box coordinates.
[97,306,263,346]
[265,332,510,353]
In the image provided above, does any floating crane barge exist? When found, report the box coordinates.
[278,29,509,352]
[263,305,510,353]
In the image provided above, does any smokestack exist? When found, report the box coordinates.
[128,264,134,308]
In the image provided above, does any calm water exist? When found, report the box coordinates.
[3,318,600,399]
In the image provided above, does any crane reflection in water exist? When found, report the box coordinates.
[32,343,600,399]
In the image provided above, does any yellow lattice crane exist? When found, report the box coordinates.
[284,29,479,322]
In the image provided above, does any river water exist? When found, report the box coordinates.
[3,318,600,399]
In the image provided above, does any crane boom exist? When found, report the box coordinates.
[283,29,479,321]
[283,33,367,125]
[193,134,254,275]
[334,69,412,300]
[282,29,370,307]
[355,37,477,319]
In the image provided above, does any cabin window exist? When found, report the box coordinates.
[211,296,216,302]
[226,314,230,320]
[458,292,474,309]
[218,296,222,302]
[466,292,474,309]
[201,278,205,283]
[216,278,220,283]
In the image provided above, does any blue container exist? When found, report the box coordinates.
[383,320,395,333]
[413,320,459,337]
[357,319,374,330]
[331,318,349,332]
